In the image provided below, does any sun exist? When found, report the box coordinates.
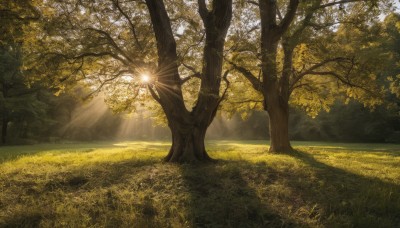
[141,74,151,83]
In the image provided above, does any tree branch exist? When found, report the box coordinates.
[112,0,143,50]
[286,1,319,46]
[286,0,364,47]
[291,57,352,89]
[247,1,259,7]
[220,69,231,101]
[301,71,379,97]
[210,69,231,126]
[276,5,283,21]
[229,99,263,104]
[180,62,201,84]
[318,0,363,9]
[278,0,299,35]
[181,73,201,84]
[148,84,161,104]
[198,0,209,21]
[179,31,205,60]
[45,51,128,66]
[182,62,200,76]
[83,27,134,64]
[226,59,262,92]
[83,69,130,99]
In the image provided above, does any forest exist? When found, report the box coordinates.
[1,0,400,227]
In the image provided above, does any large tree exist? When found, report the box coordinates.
[0,44,24,144]
[30,0,232,162]
[0,0,43,144]
[227,0,390,152]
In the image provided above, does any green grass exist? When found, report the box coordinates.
[0,141,399,227]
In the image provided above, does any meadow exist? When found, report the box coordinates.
[0,141,399,227]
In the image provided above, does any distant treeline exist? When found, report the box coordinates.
[208,102,400,143]
[1,89,398,144]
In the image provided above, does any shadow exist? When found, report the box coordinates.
[285,150,400,227]
[179,161,299,227]
[42,159,160,192]
[293,142,400,157]
[0,157,161,227]
[17,157,299,227]
[0,212,43,228]
[2,148,399,227]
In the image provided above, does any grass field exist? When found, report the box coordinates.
[0,141,399,227]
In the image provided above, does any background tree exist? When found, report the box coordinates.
[381,13,400,112]
[227,0,392,152]
[0,0,44,144]
[0,44,26,143]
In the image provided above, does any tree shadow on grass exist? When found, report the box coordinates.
[1,157,306,227]
[179,161,299,228]
[304,145,400,157]
[0,212,43,228]
[285,149,400,227]
[0,158,161,228]
[3,148,399,227]
[39,158,284,227]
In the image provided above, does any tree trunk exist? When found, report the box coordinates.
[164,122,212,163]
[2,83,9,144]
[1,116,8,144]
[145,0,232,162]
[265,88,293,153]
[267,107,292,153]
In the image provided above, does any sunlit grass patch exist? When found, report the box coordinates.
[0,141,399,227]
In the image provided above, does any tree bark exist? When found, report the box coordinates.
[1,82,9,144]
[266,101,292,153]
[266,43,294,153]
[257,0,298,153]
[1,113,8,144]
[164,121,212,162]
[145,0,232,162]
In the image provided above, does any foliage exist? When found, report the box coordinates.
[0,38,50,144]
[0,0,55,143]
[226,0,394,117]
[0,141,399,227]
[289,102,400,142]
[381,13,400,114]
[26,0,226,117]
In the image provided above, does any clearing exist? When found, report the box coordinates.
[0,141,399,227]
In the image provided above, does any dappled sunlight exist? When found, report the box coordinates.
[296,149,400,185]
[113,141,170,147]
[293,142,400,152]
[0,141,399,227]
[0,142,121,164]
[0,143,166,176]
